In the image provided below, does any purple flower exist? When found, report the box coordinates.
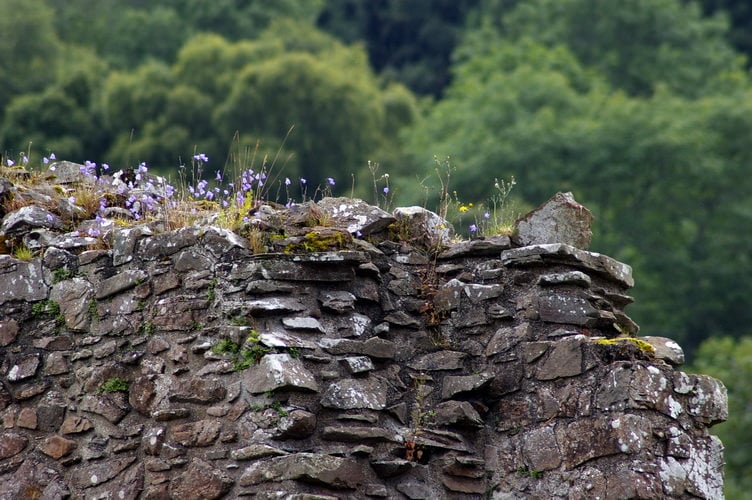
[6,159,14,167]
[165,184,175,198]
[383,186,389,195]
[216,171,222,182]
[43,156,50,165]
[327,177,335,186]
[50,153,56,160]
[87,228,101,237]
[356,230,362,238]
[103,163,110,171]
[469,224,478,233]
[285,177,291,186]
[206,191,214,200]
[483,212,490,219]
[193,153,208,163]
[300,178,307,185]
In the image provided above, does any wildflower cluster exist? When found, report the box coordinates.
[450,176,517,237]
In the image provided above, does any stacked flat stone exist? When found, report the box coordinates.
[0,166,727,499]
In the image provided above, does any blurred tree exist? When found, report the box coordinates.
[697,0,752,61]
[213,48,385,185]
[318,0,481,96]
[49,1,187,68]
[167,0,324,41]
[474,0,743,97]
[1,46,108,162]
[689,336,752,497]
[99,22,418,183]
[0,0,60,123]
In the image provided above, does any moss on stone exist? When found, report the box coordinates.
[594,337,656,355]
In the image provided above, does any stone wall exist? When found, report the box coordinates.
[0,166,728,499]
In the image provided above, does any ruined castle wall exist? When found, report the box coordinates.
[0,230,728,499]
[0,187,728,498]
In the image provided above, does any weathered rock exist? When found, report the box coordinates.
[36,390,67,432]
[317,197,395,235]
[60,415,93,435]
[239,453,364,489]
[502,243,634,287]
[438,235,512,259]
[514,192,593,249]
[642,336,685,366]
[538,291,599,326]
[341,356,375,374]
[408,351,467,371]
[50,277,94,331]
[320,290,356,313]
[321,377,388,410]
[230,443,288,461]
[71,455,137,489]
[171,419,222,447]
[370,459,415,478]
[485,323,533,356]
[538,270,592,288]
[169,458,233,499]
[536,337,587,380]
[6,353,40,382]
[244,354,319,394]
[393,206,454,248]
[0,255,48,304]
[441,372,494,400]
[0,456,69,499]
[396,479,432,499]
[321,425,401,442]
[0,319,19,346]
[282,316,325,332]
[39,434,77,459]
[274,409,317,439]
[1,204,65,236]
[434,400,484,428]
[0,432,27,458]
[80,393,130,424]
[170,377,227,404]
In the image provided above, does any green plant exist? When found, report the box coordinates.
[13,245,34,262]
[406,372,434,462]
[269,400,289,417]
[88,299,99,320]
[99,377,129,394]
[288,347,301,359]
[211,331,270,371]
[52,267,75,283]
[206,278,218,301]
[516,466,543,479]
[138,321,155,335]
[230,316,251,326]
[31,299,64,326]
[135,300,146,311]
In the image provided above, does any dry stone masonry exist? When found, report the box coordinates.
[0,164,728,499]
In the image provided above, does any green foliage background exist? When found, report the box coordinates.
[2,1,751,493]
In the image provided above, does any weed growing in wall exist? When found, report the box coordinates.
[98,377,129,394]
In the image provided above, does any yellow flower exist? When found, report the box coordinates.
[459,205,469,212]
